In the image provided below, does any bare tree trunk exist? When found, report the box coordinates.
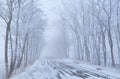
[116,0,120,66]
[14,0,21,69]
[102,29,107,66]
[17,34,28,68]
[84,38,90,62]
[5,16,12,79]
[97,35,101,65]
[5,25,10,79]
[108,0,115,66]
[108,25,115,67]
[9,32,14,76]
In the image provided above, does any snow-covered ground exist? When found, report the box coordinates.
[11,59,120,79]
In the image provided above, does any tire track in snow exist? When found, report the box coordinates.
[50,60,111,79]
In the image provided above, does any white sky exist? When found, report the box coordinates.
[41,0,62,22]
[41,0,63,40]
[40,0,64,57]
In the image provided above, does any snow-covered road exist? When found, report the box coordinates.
[11,59,120,79]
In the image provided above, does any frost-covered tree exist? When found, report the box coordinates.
[59,0,120,68]
[0,0,45,78]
